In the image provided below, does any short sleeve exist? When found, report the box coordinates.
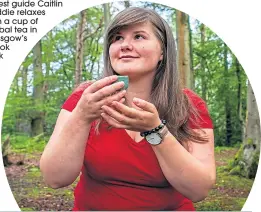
[183,89,214,129]
[61,81,93,112]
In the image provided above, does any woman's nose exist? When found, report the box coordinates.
[120,39,133,51]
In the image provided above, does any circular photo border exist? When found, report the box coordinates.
[0,0,260,211]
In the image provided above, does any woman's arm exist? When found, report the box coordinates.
[100,97,216,202]
[40,76,126,189]
[151,128,216,202]
[40,108,92,189]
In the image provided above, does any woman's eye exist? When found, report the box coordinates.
[114,35,123,41]
[135,34,144,40]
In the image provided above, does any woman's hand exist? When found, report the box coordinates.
[74,76,126,124]
[100,97,161,132]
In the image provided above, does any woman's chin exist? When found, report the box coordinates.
[114,70,132,76]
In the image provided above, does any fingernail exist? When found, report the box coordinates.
[111,75,118,81]
[133,97,139,102]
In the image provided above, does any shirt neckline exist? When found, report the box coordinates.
[120,129,148,147]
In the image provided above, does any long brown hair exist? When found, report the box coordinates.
[96,7,207,143]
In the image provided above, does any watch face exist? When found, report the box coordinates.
[146,133,162,145]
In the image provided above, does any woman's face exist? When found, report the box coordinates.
[109,22,163,79]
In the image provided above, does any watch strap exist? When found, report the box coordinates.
[159,125,169,139]
[140,119,167,137]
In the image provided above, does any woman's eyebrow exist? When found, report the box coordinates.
[114,30,149,36]
[133,30,148,34]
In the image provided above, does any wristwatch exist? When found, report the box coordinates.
[145,125,169,145]
[140,120,169,145]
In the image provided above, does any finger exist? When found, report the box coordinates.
[101,113,128,129]
[75,81,95,92]
[92,81,125,102]
[132,101,144,111]
[105,98,125,114]
[98,90,126,107]
[111,101,139,119]
[132,98,156,113]
[87,75,118,93]
[119,98,126,104]
[101,105,134,125]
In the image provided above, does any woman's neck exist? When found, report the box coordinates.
[124,76,153,107]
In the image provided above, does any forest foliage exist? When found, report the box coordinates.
[1,1,249,148]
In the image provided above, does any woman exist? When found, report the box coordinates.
[40,7,216,211]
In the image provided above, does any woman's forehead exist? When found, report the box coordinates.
[114,22,154,34]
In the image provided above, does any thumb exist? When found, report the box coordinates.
[133,98,155,113]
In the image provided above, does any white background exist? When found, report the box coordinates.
[0,0,260,211]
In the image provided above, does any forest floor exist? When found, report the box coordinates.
[4,143,254,211]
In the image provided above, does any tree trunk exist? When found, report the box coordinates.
[103,3,111,29]
[176,10,192,89]
[2,135,12,167]
[16,65,31,134]
[14,71,20,94]
[101,3,111,79]
[31,41,44,136]
[124,1,130,8]
[21,66,28,97]
[188,16,194,90]
[224,43,232,146]
[75,10,87,88]
[200,24,207,101]
[43,31,53,100]
[234,56,244,141]
[230,82,260,179]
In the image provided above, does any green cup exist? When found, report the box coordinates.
[116,76,129,90]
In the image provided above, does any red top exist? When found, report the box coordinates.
[62,84,213,211]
